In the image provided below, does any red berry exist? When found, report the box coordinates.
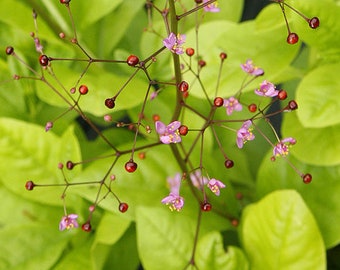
[138,152,146,159]
[224,159,234,169]
[231,219,239,227]
[287,33,299,45]
[82,222,92,232]
[105,98,115,109]
[214,97,224,107]
[5,46,14,55]
[39,55,49,66]
[308,17,320,29]
[201,202,212,212]
[220,52,227,60]
[125,160,137,173]
[248,103,257,113]
[25,180,35,190]
[178,81,189,92]
[195,0,203,3]
[66,161,74,170]
[60,0,71,4]
[182,91,189,98]
[79,85,88,95]
[185,47,195,56]
[278,90,287,100]
[153,114,160,122]
[179,125,188,136]
[302,173,312,184]
[198,59,206,68]
[119,202,129,213]
[288,100,298,110]
[127,55,139,66]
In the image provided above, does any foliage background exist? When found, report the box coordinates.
[0,0,339,269]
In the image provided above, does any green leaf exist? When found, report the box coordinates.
[0,118,81,206]
[296,63,340,128]
[136,206,195,270]
[282,112,340,166]
[256,152,340,248]
[0,224,69,270]
[240,190,326,270]
[196,232,249,270]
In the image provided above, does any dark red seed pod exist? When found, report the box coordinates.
[79,85,88,95]
[288,100,298,110]
[125,160,137,173]
[66,161,74,170]
[105,98,115,109]
[39,55,49,66]
[25,180,35,191]
[248,103,257,113]
[198,59,206,68]
[201,202,212,212]
[119,202,129,213]
[308,17,320,29]
[60,0,71,4]
[220,52,227,60]
[214,97,224,107]
[287,33,299,45]
[224,159,234,169]
[127,55,139,66]
[185,47,195,56]
[302,173,312,184]
[195,0,203,3]
[179,125,188,136]
[178,81,189,92]
[81,222,92,232]
[278,90,287,100]
[152,114,160,122]
[5,46,14,55]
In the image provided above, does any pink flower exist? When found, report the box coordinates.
[190,170,208,189]
[162,173,184,211]
[236,120,255,148]
[150,91,158,100]
[34,37,43,53]
[224,97,243,115]
[207,179,226,196]
[241,59,264,76]
[155,120,182,144]
[203,0,220,12]
[255,80,279,97]
[45,121,53,132]
[273,137,296,157]
[163,32,186,55]
[59,214,79,231]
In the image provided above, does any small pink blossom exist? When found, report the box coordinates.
[255,80,279,97]
[190,170,208,189]
[224,97,243,115]
[150,91,158,100]
[45,121,53,132]
[241,59,264,76]
[207,178,226,196]
[34,37,43,53]
[155,120,182,144]
[236,120,255,148]
[59,214,79,231]
[162,173,184,211]
[273,137,296,157]
[163,32,186,55]
[203,0,220,12]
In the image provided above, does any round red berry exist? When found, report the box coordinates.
[198,59,206,68]
[25,180,35,190]
[153,114,160,122]
[125,160,137,173]
[179,125,188,136]
[308,17,320,29]
[82,222,92,232]
[5,46,14,55]
[60,0,71,4]
[231,219,239,227]
[224,159,234,169]
[214,97,224,107]
[278,90,287,100]
[39,55,49,66]
[201,202,212,212]
[127,55,139,66]
[185,47,195,56]
[79,85,88,95]
[287,33,299,45]
[119,202,129,213]
[66,160,74,170]
[220,52,227,60]
[248,103,257,113]
[288,100,298,110]
[178,81,189,92]
[105,98,115,109]
[302,173,312,184]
